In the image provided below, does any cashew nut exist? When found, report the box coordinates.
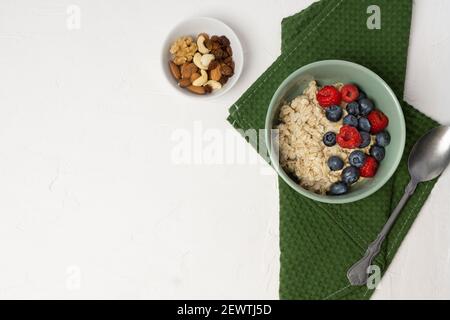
[192,70,208,86]
[200,54,215,69]
[205,80,222,90]
[197,35,210,54]
[193,53,206,70]
[193,53,215,70]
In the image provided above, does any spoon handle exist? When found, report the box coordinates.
[347,179,418,286]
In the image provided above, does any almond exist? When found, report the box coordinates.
[169,61,181,80]
[210,65,222,81]
[180,62,188,74]
[190,72,201,82]
[178,78,191,88]
[187,85,205,95]
[181,63,198,79]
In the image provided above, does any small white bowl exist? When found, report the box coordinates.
[161,17,244,99]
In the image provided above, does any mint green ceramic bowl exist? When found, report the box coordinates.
[265,60,406,204]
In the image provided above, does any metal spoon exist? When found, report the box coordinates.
[347,125,450,286]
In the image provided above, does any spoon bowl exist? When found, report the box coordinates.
[409,126,450,182]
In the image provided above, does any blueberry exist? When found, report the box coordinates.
[358,117,371,132]
[325,105,343,122]
[346,102,360,116]
[328,182,349,196]
[328,156,344,171]
[343,114,358,127]
[376,131,391,147]
[349,150,367,168]
[359,131,371,148]
[370,145,385,161]
[323,131,337,147]
[341,166,360,185]
[358,90,367,101]
[359,98,374,116]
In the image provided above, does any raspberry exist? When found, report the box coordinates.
[360,156,379,178]
[341,84,359,103]
[336,125,362,149]
[316,86,341,107]
[368,110,389,134]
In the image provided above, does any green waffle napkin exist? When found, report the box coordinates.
[227,0,439,299]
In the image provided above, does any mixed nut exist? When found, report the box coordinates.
[168,33,235,95]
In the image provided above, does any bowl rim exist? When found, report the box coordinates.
[265,59,406,204]
[161,16,244,100]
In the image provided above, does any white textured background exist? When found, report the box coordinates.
[0,0,449,299]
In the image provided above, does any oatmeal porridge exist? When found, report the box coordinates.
[276,81,379,195]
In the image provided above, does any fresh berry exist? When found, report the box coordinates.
[316,86,342,107]
[327,182,349,195]
[358,117,371,132]
[376,131,391,147]
[359,131,371,148]
[359,98,374,116]
[343,114,358,127]
[325,105,343,122]
[358,90,367,101]
[337,126,362,149]
[341,84,359,103]
[370,145,385,161]
[346,101,360,116]
[328,156,344,171]
[323,131,337,147]
[341,166,360,185]
[368,110,389,133]
[349,150,367,168]
[360,156,378,178]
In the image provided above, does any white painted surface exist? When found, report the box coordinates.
[0,0,448,299]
